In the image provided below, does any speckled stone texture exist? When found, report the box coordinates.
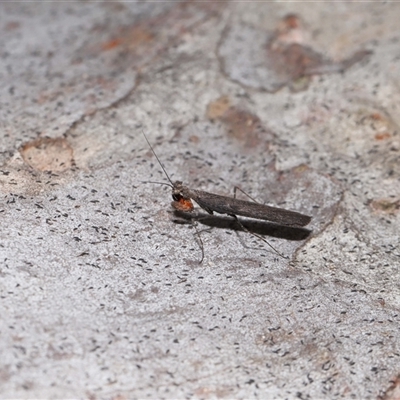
[1,2,400,399]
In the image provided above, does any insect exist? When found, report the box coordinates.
[143,132,311,262]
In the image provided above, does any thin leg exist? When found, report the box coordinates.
[229,214,288,259]
[232,187,286,258]
[233,186,260,203]
[173,210,210,263]
[190,219,205,264]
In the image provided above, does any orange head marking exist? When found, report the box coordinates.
[171,193,194,212]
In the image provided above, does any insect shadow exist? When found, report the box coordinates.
[172,209,312,242]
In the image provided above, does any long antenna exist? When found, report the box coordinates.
[142,131,174,186]
[142,180,172,188]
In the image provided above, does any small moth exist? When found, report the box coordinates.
[143,132,311,261]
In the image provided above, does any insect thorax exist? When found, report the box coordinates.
[172,181,190,201]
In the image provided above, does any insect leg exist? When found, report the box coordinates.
[233,186,260,203]
[232,187,286,257]
[190,218,205,264]
[173,209,206,263]
[229,214,288,259]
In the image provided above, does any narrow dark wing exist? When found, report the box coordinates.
[191,190,311,227]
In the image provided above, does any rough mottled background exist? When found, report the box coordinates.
[1,2,400,399]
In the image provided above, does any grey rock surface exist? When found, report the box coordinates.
[1,2,400,399]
